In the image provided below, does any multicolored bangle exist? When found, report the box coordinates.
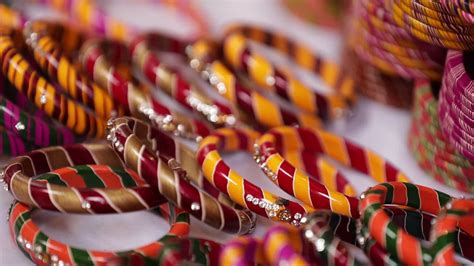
[263,225,311,266]
[255,126,410,218]
[439,50,474,162]
[23,21,124,120]
[104,116,238,209]
[0,27,106,138]
[9,201,190,265]
[0,127,36,156]
[131,33,237,127]
[0,4,26,28]
[223,25,355,121]
[186,39,322,129]
[409,79,474,193]
[358,182,455,265]
[430,198,474,266]
[107,117,256,235]
[34,0,209,41]
[1,144,167,213]
[197,127,312,225]
[80,37,211,140]
[219,236,266,266]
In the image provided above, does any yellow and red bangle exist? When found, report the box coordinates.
[0,4,26,28]
[24,20,125,120]
[430,198,474,266]
[223,25,355,121]
[197,127,314,225]
[9,201,190,266]
[35,0,209,41]
[0,27,105,138]
[255,126,410,218]
[131,32,238,127]
[80,37,211,140]
[187,39,321,129]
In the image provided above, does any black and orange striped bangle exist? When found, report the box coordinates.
[0,27,106,138]
[24,21,125,119]
[223,25,355,122]
[1,144,166,213]
[131,32,238,127]
[107,117,256,235]
[80,37,211,140]
[187,39,321,129]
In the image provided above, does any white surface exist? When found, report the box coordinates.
[0,1,470,265]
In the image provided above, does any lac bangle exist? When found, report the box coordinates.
[9,201,190,266]
[0,95,77,147]
[197,127,315,225]
[1,144,167,213]
[0,28,106,138]
[23,21,124,120]
[36,0,208,41]
[439,50,474,162]
[106,118,256,235]
[104,116,238,209]
[186,40,321,129]
[131,33,237,127]
[223,25,355,121]
[255,126,410,218]
[80,38,211,140]
[430,199,474,266]
[358,182,454,266]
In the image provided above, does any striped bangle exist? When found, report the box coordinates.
[1,144,166,213]
[219,237,266,266]
[8,201,190,265]
[105,116,238,209]
[0,127,37,156]
[0,94,77,147]
[80,37,211,140]
[0,28,106,138]
[255,126,410,218]
[358,182,454,265]
[430,198,474,265]
[131,33,237,127]
[222,25,355,121]
[262,225,310,266]
[197,127,312,225]
[0,4,25,28]
[24,21,124,120]
[107,117,256,235]
[186,39,321,129]
[36,0,208,41]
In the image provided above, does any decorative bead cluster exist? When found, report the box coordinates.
[185,94,236,127]
[106,119,125,153]
[0,169,8,191]
[244,194,303,226]
[253,144,277,181]
[16,235,68,266]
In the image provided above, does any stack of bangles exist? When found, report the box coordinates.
[409,79,474,193]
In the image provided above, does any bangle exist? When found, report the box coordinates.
[131,33,237,127]
[409,80,474,193]
[1,144,166,213]
[37,0,208,41]
[23,21,124,120]
[8,201,190,265]
[262,225,310,266]
[223,25,355,121]
[358,182,454,265]
[220,237,266,266]
[255,126,410,218]
[186,39,322,129]
[0,95,77,147]
[105,116,238,209]
[80,37,211,140]
[0,127,36,156]
[439,50,474,162]
[0,28,106,138]
[107,117,256,235]
[0,4,25,28]
[431,199,474,265]
[197,127,312,225]
[282,0,349,29]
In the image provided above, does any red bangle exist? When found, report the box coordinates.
[80,37,211,140]
[107,117,256,235]
[1,144,166,213]
[131,33,238,127]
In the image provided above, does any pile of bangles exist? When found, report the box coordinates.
[0,0,472,265]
